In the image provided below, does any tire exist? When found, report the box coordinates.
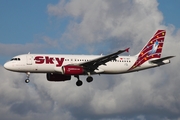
[86,76,93,83]
[25,79,30,83]
[76,80,83,86]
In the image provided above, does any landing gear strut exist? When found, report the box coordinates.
[25,72,30,83]
[74,75,83,86]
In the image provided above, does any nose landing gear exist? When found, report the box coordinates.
[25,72,30,83]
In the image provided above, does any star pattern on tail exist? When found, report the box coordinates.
[129,30,166,70]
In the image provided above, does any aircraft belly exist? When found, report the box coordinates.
[22,64,56,73]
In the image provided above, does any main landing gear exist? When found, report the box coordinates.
[25,72,30,83]
[74,75,83,86]
[74,75,93,86]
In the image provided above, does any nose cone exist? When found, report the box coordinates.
[4,62,11,70]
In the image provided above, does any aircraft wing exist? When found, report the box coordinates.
[78,48,129,72]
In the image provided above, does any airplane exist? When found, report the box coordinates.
[4,30,174,86]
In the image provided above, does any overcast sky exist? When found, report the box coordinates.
[0,0,180,120]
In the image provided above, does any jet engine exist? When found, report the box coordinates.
[62,65,84,75]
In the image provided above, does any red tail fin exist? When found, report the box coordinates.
[130,30,166,70]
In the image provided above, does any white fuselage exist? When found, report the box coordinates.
[4,54,163,74]
[3,30,173,86]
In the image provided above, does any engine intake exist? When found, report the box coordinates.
[62,65,84,75]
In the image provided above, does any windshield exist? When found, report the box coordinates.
[10,58,21,61]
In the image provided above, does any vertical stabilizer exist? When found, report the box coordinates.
[130,30,166,70]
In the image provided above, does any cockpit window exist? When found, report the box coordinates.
[11,58,21,61]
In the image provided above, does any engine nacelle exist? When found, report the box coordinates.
[62,65,84,75]
[46,73,71,81]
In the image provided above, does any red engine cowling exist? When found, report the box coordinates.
[46,73,71,81]
[62,65,84,75]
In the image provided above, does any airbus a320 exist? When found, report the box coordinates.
[4,30,174,86]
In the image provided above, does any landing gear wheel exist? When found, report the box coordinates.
[74,75,83,86]
[76,80,83,86]
[86,76,93,83]
[25,79,30,83]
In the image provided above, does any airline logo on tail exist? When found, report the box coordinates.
[129,30,166,70]
[149,40,159,55]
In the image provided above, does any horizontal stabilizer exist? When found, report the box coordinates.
[149,56,175,64]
